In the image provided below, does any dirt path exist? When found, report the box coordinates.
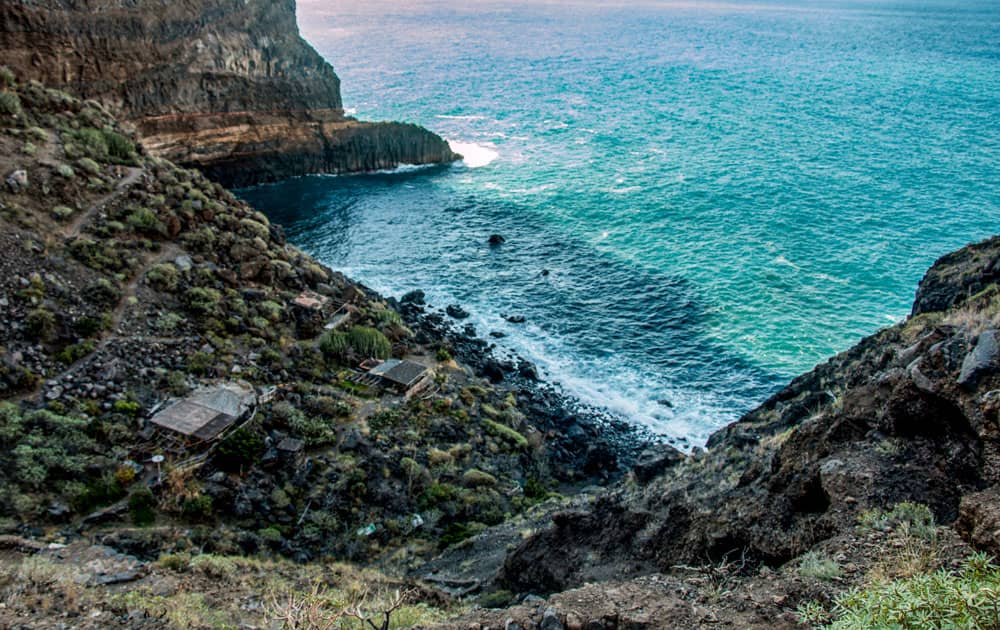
[62,166,144,239]
[18,243,182,403]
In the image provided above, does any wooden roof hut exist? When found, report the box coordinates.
[150,383,256,452]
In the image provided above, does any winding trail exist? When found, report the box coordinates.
[63,166,144,239]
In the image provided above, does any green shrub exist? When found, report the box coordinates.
[258,527,283,543]
[181,495,213,522]
[523,477,550,500]
[439,522,474,548]
[127,207,164,236]
[818,552,1000,629]
[113,400,141,417]
[56,340,96,365]
[155,312,185,334]
[483,419,529,449]
[128,486,156,525]
[185,287,222,316]
[436,347,453,362]
[71,474,126,513]
[73,313,110,337]
[22,141,36,156]
[0,91,21,116]
[52,205,74,220]
[76,157,101,175]
[27,126,47,142]
[0,67,15,89]
[858,501,936,540]
[797,551,842,581]
[374,308,404,326]
[288,412,336,447]
[213,427,264,472]
[103,129,134,160]
[187,351,214,375]
[146,263,180,291]
[320,326,391,361]
[477,590,515,609]
[155,553,190,572]
[258,300,284,322]
[25,308,57,341]
[72,127,109,158]
[419,482,459,509]
[56,164,75,179]
[85,278,121,307]
[462,468,498,487]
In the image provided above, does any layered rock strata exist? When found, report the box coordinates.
[0,0,457,185]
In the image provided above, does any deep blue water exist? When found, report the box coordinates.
[240,0,1000,444]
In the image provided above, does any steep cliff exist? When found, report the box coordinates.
[499,236,1000,595]
[0,0,458,186]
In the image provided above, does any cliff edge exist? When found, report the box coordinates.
[0,0,458,186]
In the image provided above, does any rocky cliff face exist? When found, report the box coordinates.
[0,0,457,185]
[500,237,1000,594]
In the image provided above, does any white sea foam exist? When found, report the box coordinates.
[608,186,642,194]
[436,114,487,120]
[344,107,358,116]
[448,141,499,168]
[773,255,800,270]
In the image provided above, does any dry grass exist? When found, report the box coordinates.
[0,551,457,629]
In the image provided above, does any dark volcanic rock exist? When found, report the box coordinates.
[955,485,1000,555]
[912,235,1000,315]
[446,304,470,319]
[498,235,1000,595]
[488,234,506,245]
[958,329,999,388]
[0,0,458,185]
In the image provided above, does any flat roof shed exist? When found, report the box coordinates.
[381,360,430,390]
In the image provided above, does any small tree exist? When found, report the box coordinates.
[214,426,264,472]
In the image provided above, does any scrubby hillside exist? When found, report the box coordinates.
[0,69,625,580]
[2,66,1000,630]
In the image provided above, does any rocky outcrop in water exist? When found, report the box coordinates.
[0,0,458,185]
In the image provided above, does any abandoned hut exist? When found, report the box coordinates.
[292,290,330,312]
[366,359,432,395]
[149,383,256,452]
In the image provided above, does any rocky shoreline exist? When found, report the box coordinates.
[392,290,660,484]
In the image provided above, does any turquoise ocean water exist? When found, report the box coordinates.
[241,0,1000,444]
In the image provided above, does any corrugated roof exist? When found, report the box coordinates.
[382,360,429,388]
[368,359,401,376]
[150,383,255,441]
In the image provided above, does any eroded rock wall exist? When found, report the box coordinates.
[0,0,457,185]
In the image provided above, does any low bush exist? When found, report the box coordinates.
[25,308,57,341]
[482,419,529,449]
[812,552,1000,629]
[320,326,391,361]
[797,551,842,581]
[185,287,222,317]
[0,91,21,116]
[214,426,265,472]
[128,486,156,525]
